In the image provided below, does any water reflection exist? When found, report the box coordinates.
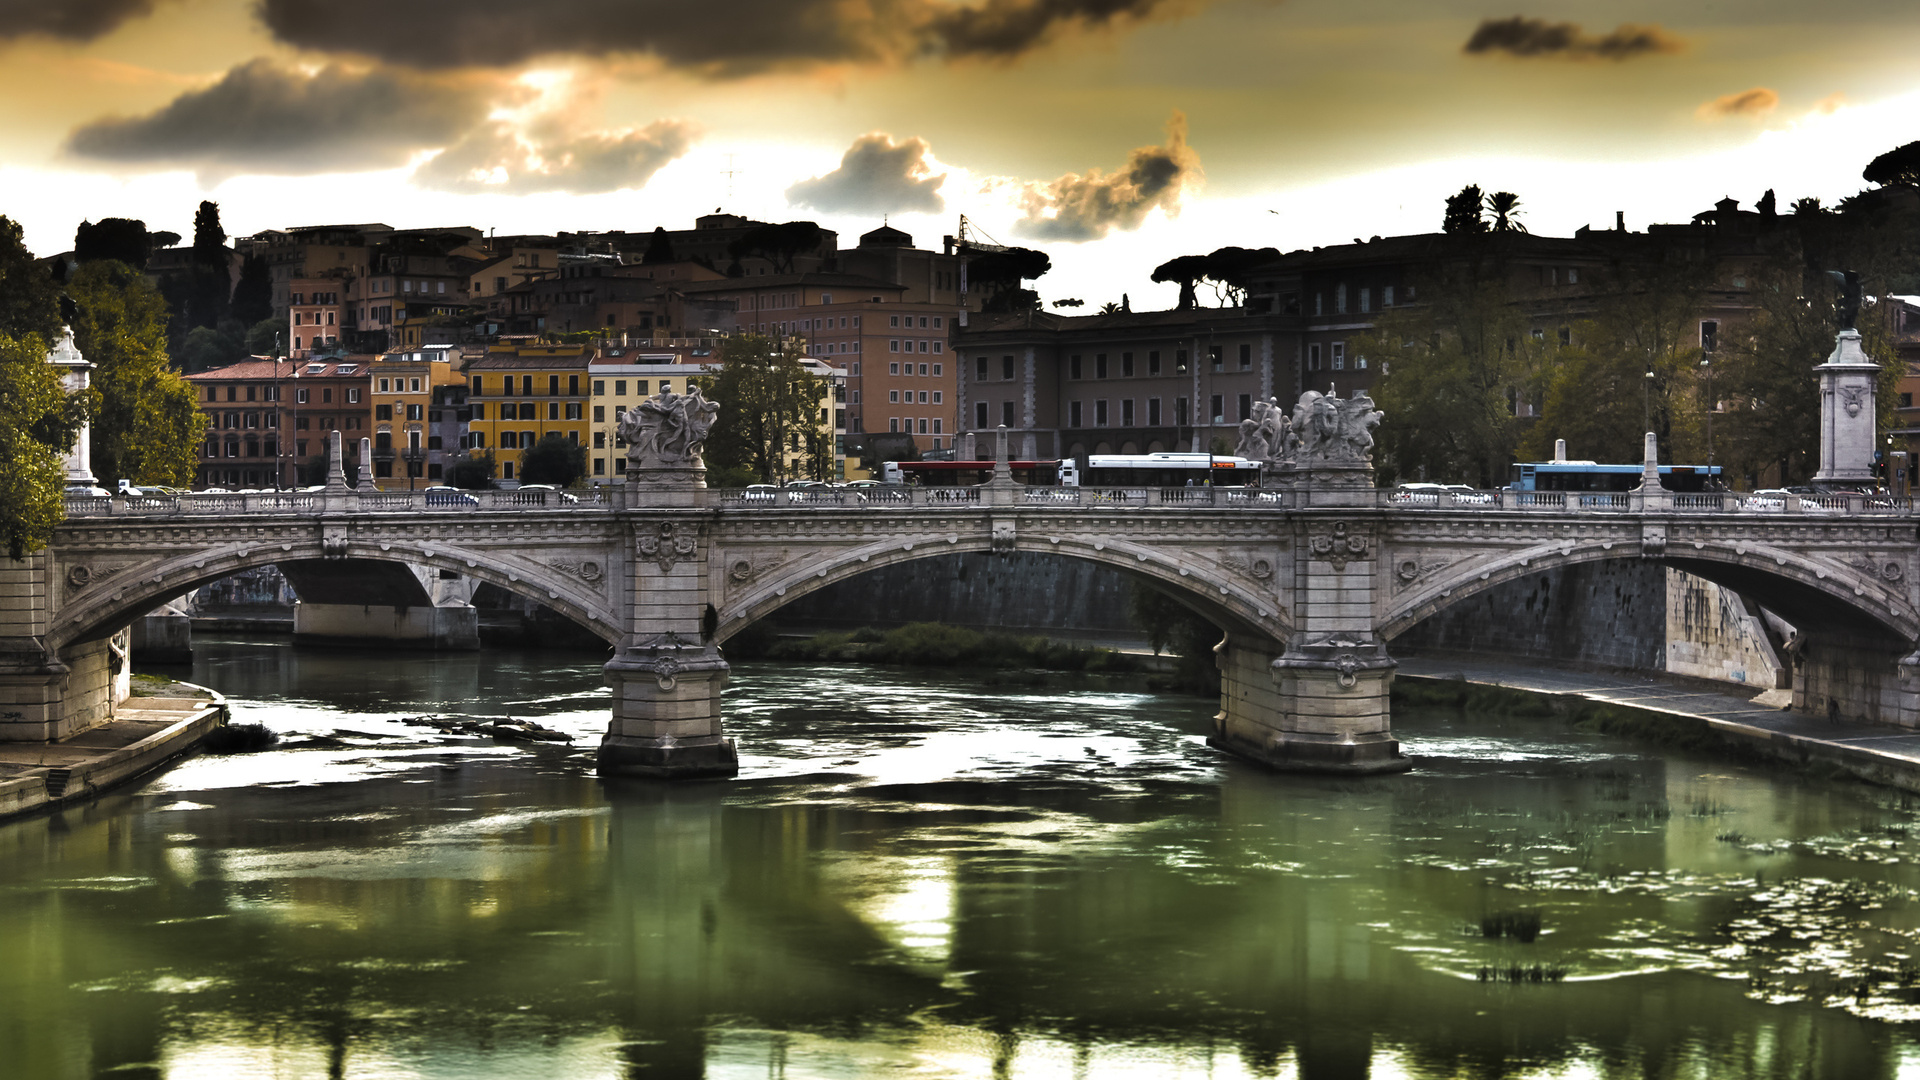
[0,640,1915,1077]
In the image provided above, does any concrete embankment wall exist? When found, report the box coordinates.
[768,552,1139,639]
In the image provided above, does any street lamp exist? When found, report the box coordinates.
[401,445,425,490]
[1700,355,1714,483]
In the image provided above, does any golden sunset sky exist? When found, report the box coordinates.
[3,0,1918,306]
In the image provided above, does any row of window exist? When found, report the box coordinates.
[887,362,942,377]
[888,418,945,435]
[472,402,583,421]
[589,379,677,397]
[1059,396,1204,429]
[1305,342,1365,372]
[889,390,942,404]
[292,311,336,326]
[377,377,425,393]
[472,374,586,396]
[1314,284,1406,316]
[471,430,583,450]
[891,339,943,354]
[373,404,426,421]
[205,386,360,405]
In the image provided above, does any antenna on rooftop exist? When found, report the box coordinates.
[722,154,740,200]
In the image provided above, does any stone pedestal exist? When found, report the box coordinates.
[600,648,738,779]
[1209,636,1410,774]
[1812,329,1879,489]
[625,465,707,508]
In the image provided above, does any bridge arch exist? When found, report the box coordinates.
[49,537,623,653]
[1381,538,1920,645]
[714,531,1292,649]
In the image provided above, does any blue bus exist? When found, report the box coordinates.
[1509,460,1724,493]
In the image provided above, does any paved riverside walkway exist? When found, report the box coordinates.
[0,686,227,821]
[1394,656,1920,791]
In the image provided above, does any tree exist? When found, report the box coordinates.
[1052,298,1084,308]
[74,218,154,268]
[518,432,587,486]
[0,333,85,559]
[1524,261,1713,467]
[696,334,827,482]
[187,200,229,330]
[231,255,272,326]
[966,246,1051,313]
[1864,140,1920,188]
[1152,254,1209,310]
[1486,192,1526,233]
[726,221,823,274]
[177,324,248,373]
[0,216,61,342]
[245,317,283,356]
[1127,582,1222,695]
[445,450,496,490]
[67,261,207,487]
[1443,185,1488,235]
[1199,245,1277,306]
[641,227,676,265]
[1359,267,1546,487]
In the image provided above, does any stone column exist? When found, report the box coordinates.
[356,436,375,491]
[600,389,736,779]
[1812,329,1879,489]
[46,328,95,488]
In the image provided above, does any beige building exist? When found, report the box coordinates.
[370,345,463,488]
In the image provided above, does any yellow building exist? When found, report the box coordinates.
[465,344,594,484]
[370,344,462,488]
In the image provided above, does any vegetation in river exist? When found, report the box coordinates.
[1480,910,1543,943]
[729,621,1141,673]
[202,722,277,753]
[1477,964,1567,984]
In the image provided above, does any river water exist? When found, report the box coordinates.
[6,639,1920,1079]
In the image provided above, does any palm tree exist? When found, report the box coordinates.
[1487,191,1527,233]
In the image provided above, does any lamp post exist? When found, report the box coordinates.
[402,444,425,491]
[1701,354,1714,484]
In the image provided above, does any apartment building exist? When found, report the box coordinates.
[185,356,373,488]
[585,358,706,483]
[288,274,346,358]
[464,344,593,483]
[369,345,463,487]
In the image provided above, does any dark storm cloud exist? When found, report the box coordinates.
[0,0,163,41]
[64,59,495,179]
[1016,112,1200,242]
[1463,16,1685,61]
[255,0,1201,73]
[414,119,698,194]
[786,133,946,215]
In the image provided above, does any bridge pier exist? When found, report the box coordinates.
[1211,636,1410,775]
[600,647,737,779]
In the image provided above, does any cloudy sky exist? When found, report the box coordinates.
[3,0,1918,308]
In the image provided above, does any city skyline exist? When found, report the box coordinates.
[2,1,1918,304]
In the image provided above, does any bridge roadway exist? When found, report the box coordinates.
[5,480,1918,779]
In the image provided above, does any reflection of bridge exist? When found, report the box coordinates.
[8,455,1917,780]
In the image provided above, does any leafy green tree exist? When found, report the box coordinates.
[518,432,587,486]
[695,334,827,482]
[67,261,207,487]
[726,221,823,273]
[1359,269,1546,487]
[177,324,248,373]
[1443,184,1488,235]
[245,317,283,356]
[967,247,1051,313]
[187,200,229,330]
[0,216,61,342]
[445,449,496,490]
[0,333,85,558]
[231,254,273,326]
[74,218,154,268]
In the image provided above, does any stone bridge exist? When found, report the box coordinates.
[7,439,1919,780]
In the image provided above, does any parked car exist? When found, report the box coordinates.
[64,485,112,497]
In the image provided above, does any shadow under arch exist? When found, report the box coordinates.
[50,541,622,654]
[713,535,1291,650]
[1381,541,1918,649]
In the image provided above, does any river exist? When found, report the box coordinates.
[4,638,1920,1079]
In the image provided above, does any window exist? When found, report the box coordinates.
[918,364,929,376]
[1356,352,1368,370]
[1331,342,1346,371]
[1002,355,1014,380]
[890,340,900,353]
[1308,343,1322,371]
[1122,399,1135,426]
[933,317,943,329]
[1176,397,1190,425]
[919,340,929,354]
[549,375,560,395]
[1700,321,1718,353]
[410,378,421,392]
[614,380,626,396]
[977,356,989,380]
[1070,355,1083,379]
[1209,345,1223,371]
[1238,394,1252,422]
[1148,350,1160,376]
[976,401,989,428]
[472,375,483,394]
[547,402,559,420]
[593,405,605,422]
[593,458,605,476]
[932,363,941,376]
[1239,343,1252,370]
[1315,292,1324,316]
[375,404,393,421]
[1384,285,1395,307]
[407,404,423,421]
[1148,397,1162,426]
[851,363,861,376]
[379,378,391,392]
[932,419,942,434]
[890,418,900,433]
[890,315,900,327]
[1176,350,1188,374]
[918,391,929,404]
[889,390,899,403]
[323,388,333,403]
[889,362,900,375]
[1070,400,1083,427]
[1122,352,1134,377]
[1335,283,1348,314]
[568,375,579,395]
[919,317,929,329]
[346,388,360,403]
[1095,400,1109,426]
[1359,287,1371,314]
[1096,354,1108,379]
[1002,401,1015,427]
[1568,268,1580,284]
[472,404,485,420]
[917,418,929,434]
[1210,394,1224,423]
[297,416,310,429]
[521,376,534,395]
[565,403,582,420]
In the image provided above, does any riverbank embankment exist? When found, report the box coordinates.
[1396,658,1920,794]
[0,679,227,821]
